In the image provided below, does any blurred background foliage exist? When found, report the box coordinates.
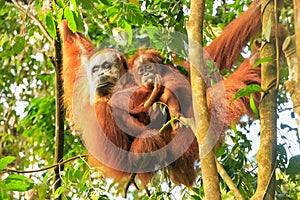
[0,0,299,199]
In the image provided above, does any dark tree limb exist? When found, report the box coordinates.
[11,1,65,199]
[1,155,87,175]
[52,33,65,199]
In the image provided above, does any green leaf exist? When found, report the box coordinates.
[124,3,144,25]
[0,0,5,10]
[70,0,77,10]
[35,0,42,11]
[12,36,26,54]
[216,145,226,158]
[0,174,34,192]
[73,11,85,33]
[37,183,48,199]
[64,7,76,33]
[99,0,111,5]
[286,155,300,176]
[56,0,64,7]
[80,0,94,10]
[190,195,201,200]
[46,12,57,39]
[57,8,64,22]
[176,65,188,77]
[249,94,259,117]
[231,84,263,104]
[53,186,65,199]
[253,57,273,68]
[0,156,16,171]
[107,6,121,23]
[206,60,215,68]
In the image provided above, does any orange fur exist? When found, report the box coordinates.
[205,0,261,71]
[60,21,133,180]
[59,0,264,192]
[127,47,261,186]
[129,57,199,186]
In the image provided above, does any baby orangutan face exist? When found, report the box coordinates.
[137,63,159,88]
[132,53,163,89]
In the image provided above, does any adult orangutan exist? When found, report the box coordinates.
[59,0,263,195]
[60,21,169,191]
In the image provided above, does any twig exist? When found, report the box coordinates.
[124,173,139,198]
[0,154,88,175]
[11,0,54,45]
[204,20,217,39]
[278,104,300,112]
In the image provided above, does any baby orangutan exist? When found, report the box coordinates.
[117,49,200,188]
[130,62,181,119]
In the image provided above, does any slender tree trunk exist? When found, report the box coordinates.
[294,0,300,75]
[283,34,300,135]
[53,32,65,199]
[251,0,278,199]
[283,0,300,134]
[293,0,300,133]
[186,0,221,199]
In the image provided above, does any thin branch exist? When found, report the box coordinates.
[216,159,244,200]
[204,20,217,39]
[0,154,88,175]
[11,0,54,45]
[278,104,300,112]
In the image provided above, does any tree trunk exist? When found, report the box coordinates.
[283,35,300,134]
[186,0,221,199]
[251,0,278,199]
[282,0,300,134]
[53,30,65,199]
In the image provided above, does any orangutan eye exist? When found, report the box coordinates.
[146,64,153,71]
[138,66,145,75]
[102,62,112,70]
[92,65,100,74]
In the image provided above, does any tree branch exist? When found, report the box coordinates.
[11,0,54,45]
[216,159,244,200]
[1,155,88,175]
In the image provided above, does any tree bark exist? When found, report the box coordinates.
[186,0,221,199]
[283,35,300,134]
[251,0,278,199]
[282,0,300,134]
[294,0,300,76]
